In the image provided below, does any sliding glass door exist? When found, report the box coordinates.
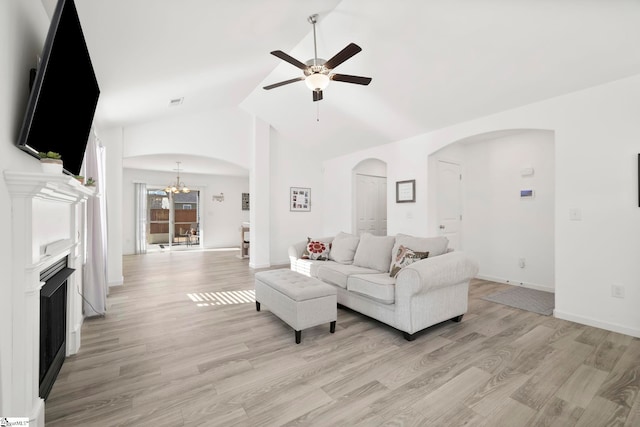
[146,189,200,250]
[172,192,200,247]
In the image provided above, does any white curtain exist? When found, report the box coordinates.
[134,183,147,254]
[83,133,108,316]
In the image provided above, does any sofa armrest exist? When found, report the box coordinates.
[395,251,479,296]
[288,240,308,263]
[288,236,336,264]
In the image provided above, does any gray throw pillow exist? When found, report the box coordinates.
[353,233,396,272]
[329,232,360,264]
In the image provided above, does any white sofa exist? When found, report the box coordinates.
[288,232,479,340]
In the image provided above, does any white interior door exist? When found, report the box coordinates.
[356,174,387,236]
[437,160,462,250]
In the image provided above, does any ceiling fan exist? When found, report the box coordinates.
[263,14,372,102]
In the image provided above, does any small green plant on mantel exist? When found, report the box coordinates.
[85,177,96,186]
[73,175,85,184]
[38,151,62,161]
[38,151,63,173]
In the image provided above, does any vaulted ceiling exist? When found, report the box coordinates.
[44,0,640,173]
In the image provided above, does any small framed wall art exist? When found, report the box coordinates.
[290,187,311,212]
[242,193,250,210]
[396,179,416,203]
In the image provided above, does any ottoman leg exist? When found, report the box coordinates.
[330,321,336,333]
[255,301,261,311]
[295,330,301,344]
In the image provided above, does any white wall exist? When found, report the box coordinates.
[440,131,555,291]
[123,108,252,169]
[353,158,387,177]
[269,132,328,265]
[323,74,640,338]
[122,168,249,254]
[248,117,270,268]
[0,0,51,413]
[323,138,432,237]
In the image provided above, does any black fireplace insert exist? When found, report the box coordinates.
[39,257,74,400]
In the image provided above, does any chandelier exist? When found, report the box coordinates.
[165,161,190,194]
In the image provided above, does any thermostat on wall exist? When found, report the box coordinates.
[520,189,535,198]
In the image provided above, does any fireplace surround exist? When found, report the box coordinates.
[3,171,93,427]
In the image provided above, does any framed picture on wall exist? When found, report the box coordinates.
[242,193,250,211]
[396,179,416,203]
[290,187,311,212]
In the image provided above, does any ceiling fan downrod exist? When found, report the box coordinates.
[308,14,319,67]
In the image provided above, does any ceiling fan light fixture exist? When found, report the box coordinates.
[305,73,330,91]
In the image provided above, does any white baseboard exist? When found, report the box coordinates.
[554,310,640,338]
[32,397,45,427]
[271,259,290,267]
[249,262,271,269]
[67,323,82,355]
[108,276,124,287]
[476,274,554,293]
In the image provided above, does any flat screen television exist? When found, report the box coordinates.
[16,0,100,176]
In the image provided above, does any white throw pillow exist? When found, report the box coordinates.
[353,233,396,272]
[301,238,331,260]
[329,232,360,264]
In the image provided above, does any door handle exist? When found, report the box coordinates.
[439,225,445,229]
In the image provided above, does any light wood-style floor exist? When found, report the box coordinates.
[46,250,640,426]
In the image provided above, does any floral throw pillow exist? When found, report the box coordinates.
[389,245,429,278]
[301,239,330,260]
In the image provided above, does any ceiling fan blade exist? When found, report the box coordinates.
[313,90,323,102]
[323,43,362,70]
[270,50,308,71]
[330,74,372,85]
[263,77,304,90]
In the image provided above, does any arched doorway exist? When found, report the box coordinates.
[428,129,555,291]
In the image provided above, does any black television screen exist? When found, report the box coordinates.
[16,0,100,176]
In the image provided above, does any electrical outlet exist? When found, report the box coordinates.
[518,258,526,268]
[611,285,625,299]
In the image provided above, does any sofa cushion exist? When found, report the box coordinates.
[353,233,396,272]
[292,259,337,278]
[301,238,330,260]
[329,232,360,264]
[347,273,397,304]
[390,235,449,272]
[389,245,429,278]
[317,264,379,289]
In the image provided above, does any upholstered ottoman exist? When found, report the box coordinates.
[255,269,337,344]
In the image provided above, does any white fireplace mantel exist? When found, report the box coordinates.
[3,171,94,427]
[4,171,94,203]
